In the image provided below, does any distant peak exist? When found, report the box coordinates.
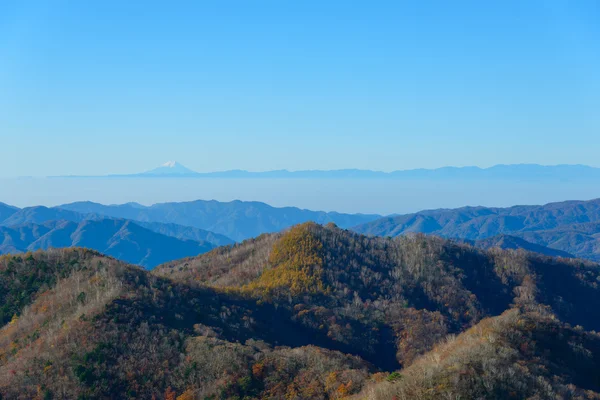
[141,161,198,176]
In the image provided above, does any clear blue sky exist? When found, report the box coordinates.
[1,0,599,177]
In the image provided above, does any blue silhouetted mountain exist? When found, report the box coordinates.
[133,221,234,247]
[0,206,234,248]
[57,200,382,241]
[0,206,88,226]
[0,219,216,269]
[0,202,19,222]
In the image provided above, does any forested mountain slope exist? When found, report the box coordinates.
[355,309,600,399]
[0,248,375,399]
[156,223,600,335]
[3,224,600,399]
[354,198,600,261]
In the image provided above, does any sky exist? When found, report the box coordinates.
[1,0,599,177]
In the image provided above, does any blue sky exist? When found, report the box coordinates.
[1,0,599,177]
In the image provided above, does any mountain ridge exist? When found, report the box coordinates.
[353,197,600,261]
[50,163,600,180]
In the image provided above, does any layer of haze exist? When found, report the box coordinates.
[1,1,600,179]
[3,177,600,215]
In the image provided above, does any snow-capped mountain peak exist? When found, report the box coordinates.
[142,161,198,176]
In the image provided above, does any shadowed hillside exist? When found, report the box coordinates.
[473,234,574,258]
[354,309,600,399]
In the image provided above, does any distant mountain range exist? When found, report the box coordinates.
[353,198,600,261]
[0,219,215,268]
[4,197,600,266]
[57,199,381,241]
[0,200,381,266]
[0,204,238,268]
[55,162,600,180]
[0,206,234,246]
